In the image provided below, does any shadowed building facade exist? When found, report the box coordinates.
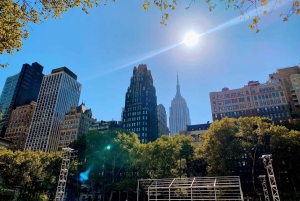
[0,62,44,137]
[122,64,158,143]
[157,104,169,137]
[24,67,81,152]
[169,74,191,136]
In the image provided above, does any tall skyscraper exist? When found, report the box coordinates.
[122,64,158,143]
[157,104,169,137]
[24,67,81,152]
[169,74,191,136]
[0,62,44,136]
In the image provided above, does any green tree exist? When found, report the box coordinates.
[69,129,140,201]
[0,147,61,200]
[135,134,194,179]
[269,125,300,196]
[202,117,241,176]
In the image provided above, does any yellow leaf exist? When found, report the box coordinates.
[283,17,288,21]
[252,17,259,25]
[249,24,255,29]
[256,29,260,33]
[164,13,169,20]
[297,9,300,14]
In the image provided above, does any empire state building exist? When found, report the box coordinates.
[169,74,191,136]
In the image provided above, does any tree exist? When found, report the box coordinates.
[69,129,140,201]
[0,147,61,200]
[269,125,300,197]
[135,134,195,179]
[202,117,241,176]
[1,0,299,68]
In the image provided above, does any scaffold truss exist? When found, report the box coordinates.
[260,155,280,201]
[55,148,76,201]
[258,175,270,201]
[138,176,244,201]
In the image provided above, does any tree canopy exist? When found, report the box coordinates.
[1,0,299,68]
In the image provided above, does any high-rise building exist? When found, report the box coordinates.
[0,62,44,136]
[122,64,158,143]
[157,104,169,137]
[169,74,191,136]
[4,101,36,151]
[209,81,291,123]
[25,67,81,152]
[58,103,95,151]
[268,65,300,118]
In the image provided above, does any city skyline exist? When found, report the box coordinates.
[0,1,299,125]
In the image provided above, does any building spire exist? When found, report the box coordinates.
[176,71,181,98]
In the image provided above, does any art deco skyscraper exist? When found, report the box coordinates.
[24,67,81,152]
[169,74,191,136]
[122,64,158,143]
[0,62,44,136]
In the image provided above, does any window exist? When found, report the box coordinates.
[280,92,284,96]
[247,96,251,101]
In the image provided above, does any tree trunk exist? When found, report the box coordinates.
[251,147,257,194]
[118,189,121,201]
[108,191,114,201]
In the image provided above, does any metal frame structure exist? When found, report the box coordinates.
[55,148,76,201]
[138,176,244,201]
[260,154,280,201]
[258,175,270,201]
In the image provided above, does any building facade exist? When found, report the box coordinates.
[89,120,121,132]
[122,64,158,143]
[210,81,291,123]
[25,67,81,152]
[4,101,36,151]
[180,123,210,146]
[169,74,191,136]
[157,104,169,137]
[57,103,95,151]
[268,65,300,118]
[0,62,44,137]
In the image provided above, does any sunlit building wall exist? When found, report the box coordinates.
[25,67,81,152]
[209,81,291,123]
[58,103,95,151]
[4,101,36,151]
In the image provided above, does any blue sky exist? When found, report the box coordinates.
[1,0,300,125]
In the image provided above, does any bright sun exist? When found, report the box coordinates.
[184,32,199,46]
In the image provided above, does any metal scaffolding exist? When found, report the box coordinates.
[258,175,270,201]
[138,176,244,201]
[260,154,280,201]
[55,148,76,201]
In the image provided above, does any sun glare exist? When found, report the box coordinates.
[184,32,199,46]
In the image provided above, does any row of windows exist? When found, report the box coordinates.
[255,98,285,106]
[124,116,147,122]
[254,92,283,100]
[124,126,148,131]
[60,135,76,140]
[223,111,289,118]
[257,106,288,112]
